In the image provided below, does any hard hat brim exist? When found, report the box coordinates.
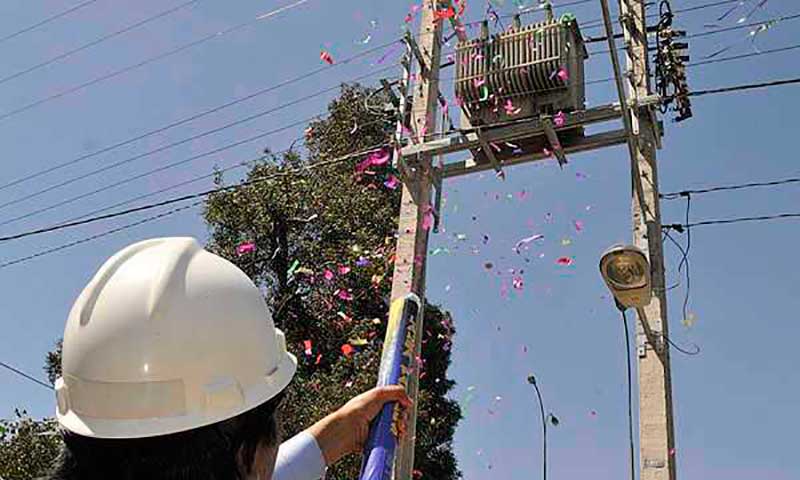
[56,351,297,439]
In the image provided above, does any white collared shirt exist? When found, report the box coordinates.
[273,430,327,480]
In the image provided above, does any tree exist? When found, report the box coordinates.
[0,411,60,480]
[204,84,461,479]
[0,84,462,480]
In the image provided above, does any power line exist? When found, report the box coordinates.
[0,360,52,390]
[581,0,744,33]
[679,212,800,228]
[0,0,100,46]
[57,115,390,224]
[0,0,315,124]
[587,13,800,54]
[662,176,800,199]
[690,43,800,67]
[620,310,636,480]
[0,64,396,215]
[0,143,389,244]
[0,115,319,229]
[0,201,203,270]
[687,76,800,96]
[0,0,200,87]
[0,38,399,193]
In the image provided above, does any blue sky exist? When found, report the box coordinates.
[0,1,798,479]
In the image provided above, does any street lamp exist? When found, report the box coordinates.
[599,244,651,480]
[599,244,652,310]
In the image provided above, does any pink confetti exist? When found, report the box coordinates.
[336,289,353,301]
[422,206,435,230]
[236,242,255,255]
[473,78,486,88]
[543,147,552,157]
[367,148,390,166]
[512,276,524,290]
[323,269,335,281]
[557,67,569,81]
[320,50,334,65]
[504,99,521,115]
[338,265,351,275]
[574,220,584,232]
[384,174,399,189]
[554,111,566,127]
[556,256,573,266]
[303,340,313,356]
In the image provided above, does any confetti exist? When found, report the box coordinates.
[556,256,573,266]
[504,99,521,115]
[512,276,524,290]
[434,6,455,21]
[574,220,584,232]
[336,289,353,301]
[554,110,566,127]
[341,344,354,357]
[557,67,569,82]
[383,174,399,190]
[303,340,313,356]
[548,413,560,426]
[323,269,335,281]
[320,50,334,65]
[236,242,255,255]
[422,206,435,230]
[561,238,572,246]
[431,247,450,256]
[514,233,544,252]
[338,265,351,275]
[349,337,369,346]
[287,259,300,278]
[455,233,468,241]
[681,312,697,328]
[479,85,490,101]
[355,256,370,267]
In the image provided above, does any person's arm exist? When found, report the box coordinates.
[273,386,411,480]
[273,430,327,480]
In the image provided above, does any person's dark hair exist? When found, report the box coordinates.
[48,392,284,480]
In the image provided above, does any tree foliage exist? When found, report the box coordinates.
[0,411,61,480]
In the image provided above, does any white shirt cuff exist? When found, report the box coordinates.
[273,430,327,480]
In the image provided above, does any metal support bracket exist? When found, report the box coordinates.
[405,33,429,78]
[432,166,444,233]
[477,130,504,175]
[541,116,568,168]
[381,79,401,109]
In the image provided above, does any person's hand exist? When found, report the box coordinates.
[307,385,412,465]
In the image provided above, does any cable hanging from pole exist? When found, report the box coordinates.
[0,0,100,46]
[0,27,400,194]
[0,141,391,245]
[0,63,398,217]
[0,0,201,88]
[0,0,319,125]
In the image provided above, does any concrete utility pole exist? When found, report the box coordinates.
[389,1,678,479]
[390,1,443,479]
[620,0,677,478]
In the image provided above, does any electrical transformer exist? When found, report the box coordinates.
[455,17,588,127]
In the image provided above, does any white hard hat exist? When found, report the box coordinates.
[55,237,296,439]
